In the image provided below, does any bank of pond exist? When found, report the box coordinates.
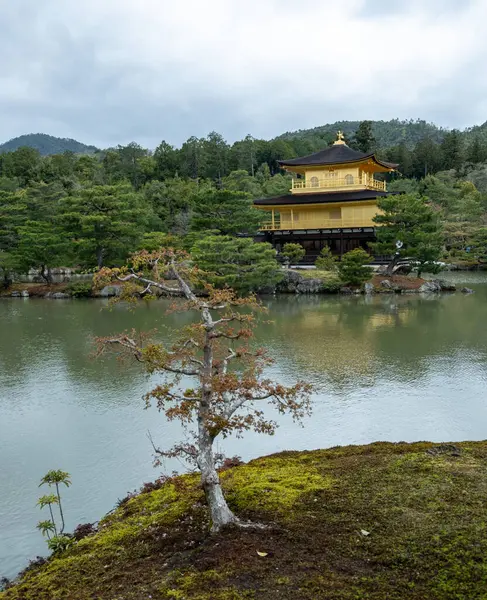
[1,269,478,299]
[2,441,487,600]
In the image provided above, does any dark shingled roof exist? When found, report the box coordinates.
[279,144,398,169]
[254,190,393,206]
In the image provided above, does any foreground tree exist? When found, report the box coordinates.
[95,249,311,530]
[372,194,443,278]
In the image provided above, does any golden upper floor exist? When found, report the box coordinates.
[278,132,397,195]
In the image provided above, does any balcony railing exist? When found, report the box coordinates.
[260,217,376,231]
[291,175,386,194]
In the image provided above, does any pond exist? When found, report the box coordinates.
[1,272,487,579]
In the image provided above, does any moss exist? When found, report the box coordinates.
[4,442,487,599]
[221,457,333,514]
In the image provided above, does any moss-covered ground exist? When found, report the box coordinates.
[3,441,487,599]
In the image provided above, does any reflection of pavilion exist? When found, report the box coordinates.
[255,132,398,262]
[268,297,417,385]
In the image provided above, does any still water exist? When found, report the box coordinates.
[1,273,487,579]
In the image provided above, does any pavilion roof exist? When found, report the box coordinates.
[254,190,394,206]
[278,144,398,170]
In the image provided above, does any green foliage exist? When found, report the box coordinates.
[372,193,444,277]
[46,535,75,554]
[314,246,337,271]
[38,470,71,541]
[138,232,183,252]
[353,120,376,152]
[472,228,487,263]
[190,189,262,236]
[191,236,282,293]
[66,281,93,298]
[338,249,373,286]
[37,494,59,509]
[1,120,487,280]
[60,183,152,268]
[16,221,68,283]
[36,521,56,539]
[281,243,305,266]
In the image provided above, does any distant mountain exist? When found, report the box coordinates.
[278,119,448,150]
[0,133,98,156]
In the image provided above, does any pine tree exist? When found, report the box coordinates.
[354,121,376,153]
[372,194,443,278]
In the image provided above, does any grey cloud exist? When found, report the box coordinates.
[0,0,485,149]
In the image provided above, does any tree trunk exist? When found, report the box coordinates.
[385,252,400,277]
[197,328,238,532]
[198,440,237,532]
[40,265,53,285]
[96,247,104,269]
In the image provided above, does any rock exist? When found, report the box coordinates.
[96,285,122,298]
[427,444,461,457]
[436,279,456,292]
[340,287,353,294]
[419,280,442,293]
[380,279,393,289]
[49,292,71,299]
[364,282,374,295]
[461,287,475,294]
[11,291,21,297]
[296,279,324,294]
[21,290,29,297]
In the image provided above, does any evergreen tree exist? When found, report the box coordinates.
[60,183,152,268]
[190,189,262,235]
[281,243,305,267]
[412,137,442,178]
[372,194,443,278]
[16,220,68,283]
[440,130,464,171]
[466,136,487,164]
[191,235,282,293]
[153,141,180,180]
[338,249,373,286]
[203,132,230,183]
[354,121,376,153]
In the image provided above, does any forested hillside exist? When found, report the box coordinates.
[0,134,98,156]
[279,119,447,150]
[1,120,487,286]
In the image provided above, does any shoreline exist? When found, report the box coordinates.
[0,272,475,300]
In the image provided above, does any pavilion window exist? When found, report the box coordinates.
[310,176,319,187]
[330,208,341,220]
[345,174,354,185]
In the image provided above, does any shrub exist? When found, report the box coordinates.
[281,243,305,266]
[47,534,75,554]
[73,522,97,541]
[338,248,373,286]
[67,281,93,297]
[315,246,337,271]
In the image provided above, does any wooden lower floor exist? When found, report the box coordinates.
[256,227,378,264]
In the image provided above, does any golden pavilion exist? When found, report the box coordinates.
[254,132,398,262]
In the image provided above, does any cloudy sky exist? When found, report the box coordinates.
[1,0,486,149]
